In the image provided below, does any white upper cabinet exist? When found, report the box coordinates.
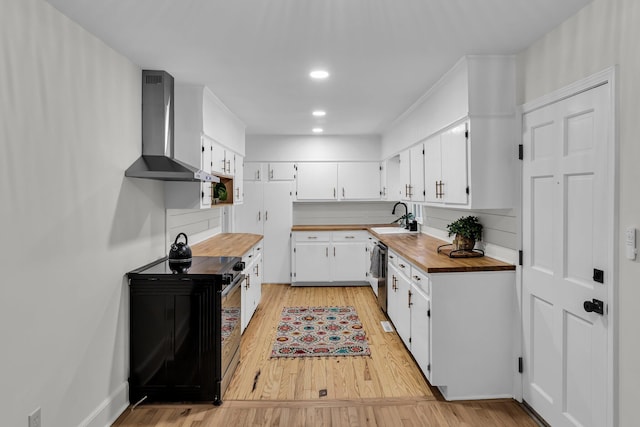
[381,156,401,201]
[409,144,425,202]
[174,84,245,158]
[244,162,263,181]
[382,55,517,209]
[233,154,244,204]
[296,163,338,200]
[337,162,381,200]
[296,162,381,201]
[424,122,469,205]
[268,163,296,181]
[399,145,425,202]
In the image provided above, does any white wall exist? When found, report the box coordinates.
[517,0,639,425]
[0,1,166,426]
[245,134,381,162]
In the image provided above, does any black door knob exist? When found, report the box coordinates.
[583,299,604,315]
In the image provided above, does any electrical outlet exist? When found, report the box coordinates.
[28,408,41,427]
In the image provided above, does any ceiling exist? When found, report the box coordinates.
[46,0,591,136]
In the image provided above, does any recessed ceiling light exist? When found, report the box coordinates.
[309,70,330,79]
[312,110,326,117]
[312,127,324,133]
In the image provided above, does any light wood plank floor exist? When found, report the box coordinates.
[113,284,539,427]
[227,284,432,400]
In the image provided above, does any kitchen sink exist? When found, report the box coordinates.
[370,227,418,235]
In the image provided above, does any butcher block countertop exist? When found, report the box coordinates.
[191,233,263,257]
[292,225,515,273]
[372,232,515,273]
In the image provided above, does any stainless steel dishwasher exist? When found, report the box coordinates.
[375,242,388,313]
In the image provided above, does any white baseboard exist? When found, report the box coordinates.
[78,382,128,427]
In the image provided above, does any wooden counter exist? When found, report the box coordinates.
[371,232,515,273]
[291,224,515,273]
[191,233,263,257]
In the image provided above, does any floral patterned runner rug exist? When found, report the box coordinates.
[271,306,371,358]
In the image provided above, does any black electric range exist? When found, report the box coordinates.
[127,256,245,405]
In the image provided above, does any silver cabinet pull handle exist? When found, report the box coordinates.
[333,188,336,198]
[326,247,329,257]
[270,169,274,179]
[342,187,345,197]
[257,169,260,180]
[345,236,355,239]
[265,211,268,221]
[334,247,336,257]
[258,211,261,221]
[307,236,318,239]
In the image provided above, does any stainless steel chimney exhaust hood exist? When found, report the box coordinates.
[125,70,219,183]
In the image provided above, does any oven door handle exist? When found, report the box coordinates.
[221,274,244,297]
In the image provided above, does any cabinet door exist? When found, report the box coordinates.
[234,155,244,204]
[200,182,212,209]
[201,137,212,173]
[253,253,263,308]
[211,142,227,175]
[263,182,293,283]
[338,162,381,200]
[410,284,431,381]
[241,266,252,332]
[268,162,296,181]
[387,264,411,347]
[296,163,338,200]
[244,162,263,181]
[294,242,331,282]
[424,135,442,203]
[332,242,367,281]
[409,144,425,202]
[235,181,263,234]
[440,122,469,205]
[381,156,401,201]
[399,149,412,201]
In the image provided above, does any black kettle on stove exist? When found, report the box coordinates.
[169,233,192,272]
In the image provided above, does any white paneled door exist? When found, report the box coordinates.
[522,82,612,427]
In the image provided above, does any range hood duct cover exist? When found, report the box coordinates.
[125,70,218,183]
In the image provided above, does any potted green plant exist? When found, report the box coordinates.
[446,215,483,250]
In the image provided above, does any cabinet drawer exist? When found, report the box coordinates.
[332,230,368,241]
[396,257,410,277]
[388,250,399,268]
[294,231,331,242]
[410,266,429,295]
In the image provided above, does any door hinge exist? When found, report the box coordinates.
[518,357,523,373]
[465,186,469,195]
[427,309,430,317]
[294,164,298,170]
[427,364,431,372]
[423,190,426,196]
[422,148,425,155]
[293,248,296,253]
[519,250,523,266]
[409,337,412,344]
[290,232,292,238]
[518,144,524,160]
[380,165,383,171]
[465,130,469,139]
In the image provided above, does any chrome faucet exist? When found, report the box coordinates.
[392,202,409,228]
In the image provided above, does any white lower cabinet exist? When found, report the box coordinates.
[241,242,263,333]
[409,284,431,382]
[387,263,411,347]
[292,231,368,284]
[386,255,515,400]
